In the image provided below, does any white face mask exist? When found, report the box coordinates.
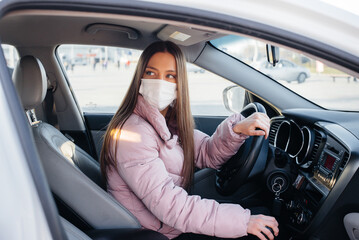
[139,79,177,111]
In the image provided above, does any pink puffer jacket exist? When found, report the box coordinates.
[107,95,251,239]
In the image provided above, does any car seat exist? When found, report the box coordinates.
[13,55,168,240]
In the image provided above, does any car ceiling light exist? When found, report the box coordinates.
[169,31,191,41]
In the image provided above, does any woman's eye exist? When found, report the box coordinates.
[145,71,154,76]
[167,74,176,79]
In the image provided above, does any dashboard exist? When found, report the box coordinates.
[265,110,359,237]
[270,118,350,190]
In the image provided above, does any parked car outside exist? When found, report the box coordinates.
[259,59,311,83]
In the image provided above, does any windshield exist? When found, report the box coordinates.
[211,35,359,111]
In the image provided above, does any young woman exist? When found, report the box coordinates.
[100,41,279,240]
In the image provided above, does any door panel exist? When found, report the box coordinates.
[84,113,113,161]
[194,116,226,136]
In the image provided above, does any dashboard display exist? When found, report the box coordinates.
[323,153,336,171]
[274,120,303,157]
[270,117,351,193]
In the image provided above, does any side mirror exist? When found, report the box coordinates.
[266,44,279,67]
[223,85,245,113]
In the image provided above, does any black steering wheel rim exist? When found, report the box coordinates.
[215,102,267,195]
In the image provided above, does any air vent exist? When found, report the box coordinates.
[338,151,350,174]
[269,121,281,145]
[310,130,324,163]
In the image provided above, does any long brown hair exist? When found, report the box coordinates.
[100,41,195,190]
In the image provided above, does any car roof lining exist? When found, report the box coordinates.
[1,8,357,77]
[0,9,225,62]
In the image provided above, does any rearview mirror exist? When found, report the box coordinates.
[266,44,279,67]
[223,85,245,113]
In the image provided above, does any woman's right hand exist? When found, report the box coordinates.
[247,214,279,240]
[232,112,270,139]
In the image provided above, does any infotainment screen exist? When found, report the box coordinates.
[323,153,336,171]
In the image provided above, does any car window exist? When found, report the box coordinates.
[57,44,238,116]
[57,45,141,113]
[281,60,293,67]
[211,35,359,111]
[187,63,236,116]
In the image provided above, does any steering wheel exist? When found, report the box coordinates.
[215,102,267,195]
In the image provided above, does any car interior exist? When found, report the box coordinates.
[0,2,358,240]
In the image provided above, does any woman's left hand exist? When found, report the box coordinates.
[232,112,270,139]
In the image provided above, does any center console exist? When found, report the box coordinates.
[314,135,349,189]
[267,130,350,233]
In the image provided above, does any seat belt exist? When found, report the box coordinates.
[42,80,59,129]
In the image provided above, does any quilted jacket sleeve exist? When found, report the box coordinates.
[114,121,251,238]
[194,113,248,169]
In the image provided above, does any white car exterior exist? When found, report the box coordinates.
[259,59,311,83]
[142,0,359,61]
[0,77,52,239]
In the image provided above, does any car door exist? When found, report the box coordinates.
[0,43,67,240]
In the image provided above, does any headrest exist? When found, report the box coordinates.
[13,55,47,110]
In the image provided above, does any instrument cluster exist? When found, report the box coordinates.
[269,117,350,189]
[269,118,317,169]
